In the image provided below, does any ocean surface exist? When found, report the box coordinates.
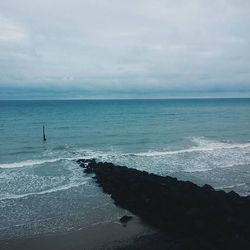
[0,98,250,239]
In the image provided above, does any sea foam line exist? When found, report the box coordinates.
[0,181,87,201]
[1,140,250,169]
[214,183,247,190]
[0,151,105,169]
[130,143,250,157]
[0,157,79,169]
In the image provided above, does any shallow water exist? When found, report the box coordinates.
[0,99,250,238]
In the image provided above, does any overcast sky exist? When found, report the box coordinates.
[0,0,250,99]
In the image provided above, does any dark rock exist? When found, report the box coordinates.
[202,184,215,192]
[119,215,133,224]
[228,190,240,199]
[77,159,250,250]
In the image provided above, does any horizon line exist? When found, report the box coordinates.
[1,96,250,101]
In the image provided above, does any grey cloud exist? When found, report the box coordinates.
[0,0,250,99]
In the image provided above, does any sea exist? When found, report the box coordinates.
[0,98,250,239]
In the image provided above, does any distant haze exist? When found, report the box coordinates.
[0,0,250,99]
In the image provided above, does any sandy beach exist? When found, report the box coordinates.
[0,217,155,250]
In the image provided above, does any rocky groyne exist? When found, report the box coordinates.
[76,159,250,250]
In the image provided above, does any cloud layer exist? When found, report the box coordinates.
[0,0,250,99]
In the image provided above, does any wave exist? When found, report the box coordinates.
[182,163,250,173]
[0,157,79,169]
[183,168,213,173]
[0,159,62,169]
[1,138,250,170]
[130,141,250,157]
[0,181,87,201]
[214,183,247,190]
[0,150,105,169]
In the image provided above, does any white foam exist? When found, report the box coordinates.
[0,181,87,201]
[0,157,79,169]
[130,140,250,157]
[0,159,61,169]
[214,183,246,190]
[6,138,248,169]
[183,168,213,173]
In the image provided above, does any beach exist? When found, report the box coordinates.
[3,158,250,250]
[1,217,156,250]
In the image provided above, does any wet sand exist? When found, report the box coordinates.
[0,217,154,250]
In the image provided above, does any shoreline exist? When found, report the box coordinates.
[0,217,155,250]
[2,158,250,250]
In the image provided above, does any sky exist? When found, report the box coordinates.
[0,0,250,99]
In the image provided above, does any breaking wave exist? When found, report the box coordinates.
[0,181,88,201]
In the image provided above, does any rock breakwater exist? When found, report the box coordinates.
[76,159,250,250]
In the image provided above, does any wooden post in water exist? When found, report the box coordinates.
[43,125,46,142]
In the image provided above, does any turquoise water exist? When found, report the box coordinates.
[1,99,250,239]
